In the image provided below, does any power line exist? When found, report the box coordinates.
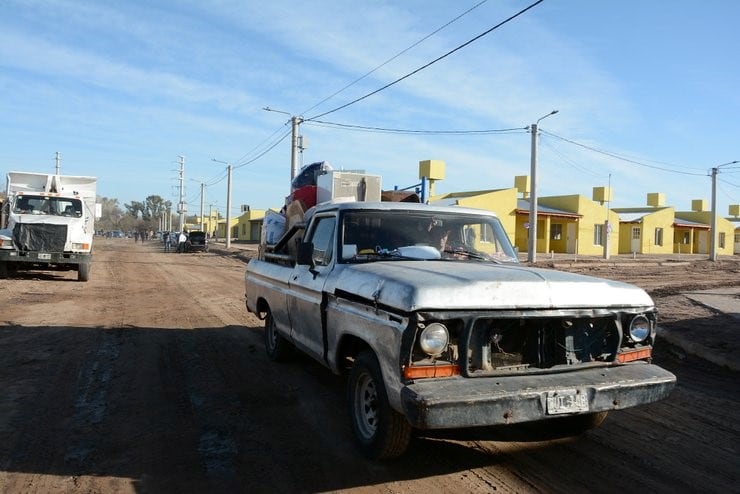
[232,122,292,167]
[300,0,490,116]
[305,0,546,121]
[540,129,706,177]
[539,138,603,178]
[304,119,527,135]
[203,126,293,189]
[234,128,293,170]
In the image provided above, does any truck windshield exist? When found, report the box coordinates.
[13,195,83,217]
[340,210,518,263]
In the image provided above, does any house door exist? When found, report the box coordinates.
[631,227,641,253]
[697,231,708,254]
[567,223,576,254]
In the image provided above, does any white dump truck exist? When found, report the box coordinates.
[0,171,100,281]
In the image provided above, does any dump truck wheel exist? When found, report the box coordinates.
[78,262,91,282]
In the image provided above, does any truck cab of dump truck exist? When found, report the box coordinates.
[0,172,100,281]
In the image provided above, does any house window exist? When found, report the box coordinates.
[632,227,641,240]
[735,233,740,243]
[551,224,562,240]
[682,232,690,244]
[719,232,726,249]
[654,227,663,246]
[593,224,603,246]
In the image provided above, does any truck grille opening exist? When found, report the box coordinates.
[462,317,621,375]
[13,224,67,252]
[407,316,623,378]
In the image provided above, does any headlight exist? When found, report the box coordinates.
[419,323,449,356]
[629,315,651,343]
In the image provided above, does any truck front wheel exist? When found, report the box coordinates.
[348,350,411,460]
[77,262,91,282]
[264,309,294,362]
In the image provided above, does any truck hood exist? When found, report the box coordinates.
[333,261,653,311]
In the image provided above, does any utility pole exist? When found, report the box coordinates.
[212,159,233,249]
[710,160,739,261]
[528,110,558,263]
[226,164,232,249]
[290,116,301,181]
[604,174,612,260]
[177,155,186,232]
[199,182,206,233]
[264,107,302,185]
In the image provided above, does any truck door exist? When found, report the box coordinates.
[288,214,336,362]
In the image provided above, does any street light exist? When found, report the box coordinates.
[709,160,739,261]
[528,110,559,263]
[212,158,233,249]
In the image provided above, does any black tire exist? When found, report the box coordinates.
[0,261,7,279]
[264,309,294,362]
[347,350,412,460]
[77,262,91,282]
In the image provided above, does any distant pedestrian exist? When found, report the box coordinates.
[133,231,139,242]
[163,232,171,252]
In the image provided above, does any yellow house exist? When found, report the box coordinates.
[728,204,740,254]
[426,169,619,256]
[215,217,240,240]
[186,209,220,235]
[674,211,734,255]
[235,207,266,241]
[429,188,518,241]
[536,195,620,257]
[613,207,675,255]
[731,219,740,254]
[514,199,582,254]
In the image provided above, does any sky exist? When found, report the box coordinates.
[1,0,739,220]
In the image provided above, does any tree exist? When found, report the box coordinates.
[144,195,170,222]
[97,196,125,231]
[124,200,145,219]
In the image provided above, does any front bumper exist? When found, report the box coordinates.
[400,363,676,429]
[0,249,91,266]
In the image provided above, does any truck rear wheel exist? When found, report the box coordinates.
[264,309,294,361]
[78,262,91,282]
[348,350,411,460]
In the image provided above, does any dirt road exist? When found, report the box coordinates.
[0,239,738,493]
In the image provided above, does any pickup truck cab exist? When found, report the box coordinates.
[244,201,676,459]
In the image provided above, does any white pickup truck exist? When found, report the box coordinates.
[244,201,676,459]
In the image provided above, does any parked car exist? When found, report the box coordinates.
[187,231,208,252]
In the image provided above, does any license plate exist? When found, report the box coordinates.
[546,389,589,415]
[37,253,51,260]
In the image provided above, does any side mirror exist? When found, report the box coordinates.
[296,242,314,266]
